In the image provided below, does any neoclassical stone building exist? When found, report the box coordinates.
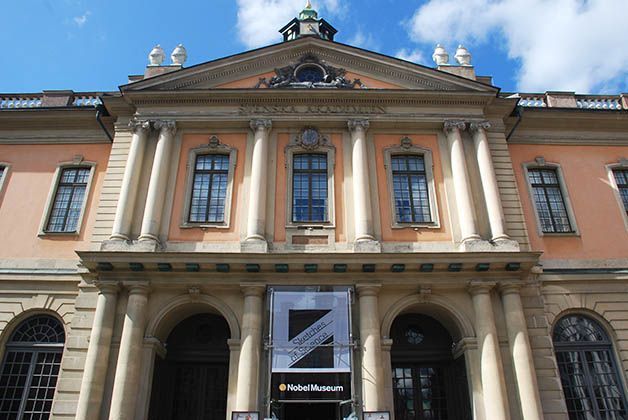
[1,4,628,420]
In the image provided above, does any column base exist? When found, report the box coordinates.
[458,239,493,252]
[100,239,159,252]
[491,238,520,251]
[109,233,130,241]
[353,239,381,253]
[240,238,268,253]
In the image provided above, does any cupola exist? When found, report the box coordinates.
[279,0,337,42]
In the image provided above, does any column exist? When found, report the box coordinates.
[235,285,264,411]
[357,285,384,411]
[500,283,544,420]
[470,122,510,241]
[348,119,376,243]
[469,281,511,420]
[245,119,272,244]
[444,121,480,242]
[111,120,150,240]
[108,284,150,420]
[138,120,177,243]
[75,282,119,420]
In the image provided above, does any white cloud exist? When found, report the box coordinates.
[348,30,380,52]
[395,48,425,65]
[236,0,344,49]
[405,0,628,93]
[73,11,91,27]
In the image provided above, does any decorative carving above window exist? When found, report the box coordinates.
[289,127,333,151]
[255,53,364,89]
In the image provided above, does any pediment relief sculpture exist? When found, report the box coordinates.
[255,53,364,89]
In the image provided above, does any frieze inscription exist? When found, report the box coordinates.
[238,104,386,115]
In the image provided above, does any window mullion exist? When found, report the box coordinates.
[205,171,215,222]
[16,349,38,420]
[406,172,416,223]
[580,349,601,418]
[540,184,557,232]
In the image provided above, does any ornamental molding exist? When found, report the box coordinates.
[254,53,364,89]
[138,45,478,92]
[288,127,333,151]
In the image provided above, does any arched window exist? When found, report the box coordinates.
[553,314,628,419]
[0,315,65,420]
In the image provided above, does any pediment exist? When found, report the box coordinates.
[121,37,497,94]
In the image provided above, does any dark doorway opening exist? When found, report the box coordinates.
[282,402,339,420]
[148,313,230,420]
[391,314,471,420]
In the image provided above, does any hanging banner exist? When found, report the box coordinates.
[271,290,351,373]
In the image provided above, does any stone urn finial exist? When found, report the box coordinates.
[455,44,471,65]
[171,44,187,66]
[148,44,165,66]
[432,44,449,65]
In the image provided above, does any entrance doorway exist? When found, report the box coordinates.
[391,314,471,420]
[282,402,339,420]
[148,313,230,420]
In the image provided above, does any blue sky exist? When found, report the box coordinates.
[2,0,627,94]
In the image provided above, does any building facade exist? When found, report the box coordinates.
[1,5,628,420]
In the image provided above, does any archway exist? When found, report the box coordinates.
[148,313,231,420]
[390,314,471,420]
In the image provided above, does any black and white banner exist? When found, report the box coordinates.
[271,291,351,373]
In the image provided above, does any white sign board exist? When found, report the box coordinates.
[271,291,351,373]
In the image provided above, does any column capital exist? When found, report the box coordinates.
[347,118,370,132]
[356,283,381,297]
[468,280,496,295]
[498,281,524,296]
[241,283,265,297]
[95,281,120,295]
[443,120,466,133]
[128,119,151,134]
[469,120,491,133]
[123,282,151,295]
[154,119,177,135]
[250,119,272,131]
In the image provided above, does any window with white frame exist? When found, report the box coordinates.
[522,159,577,235]
[181,136,237,228]
[292,153,329,222]
[0,163,9,201]
[384,137,439,228]
[39,157,96,235]
[285,128,335,228]
[612,169,628,216]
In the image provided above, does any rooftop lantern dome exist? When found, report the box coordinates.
[279,0,337,42]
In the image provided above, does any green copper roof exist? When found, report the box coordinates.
[298,1,320,21]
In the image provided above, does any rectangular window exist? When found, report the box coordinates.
[613,169,628,215]
[391,155,431,223]
[189,154,229,223]
[46,167,90,232]
[528,168,573,233]
[292,153,328,222]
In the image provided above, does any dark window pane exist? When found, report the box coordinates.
[46,168,90,232]
[0,316,64,420]
[528,168,573,233]
[614,169,628,216]
[188,154,229,223]
[553,315,628,420]
[292,154,328,222]
[391,155,431,223]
